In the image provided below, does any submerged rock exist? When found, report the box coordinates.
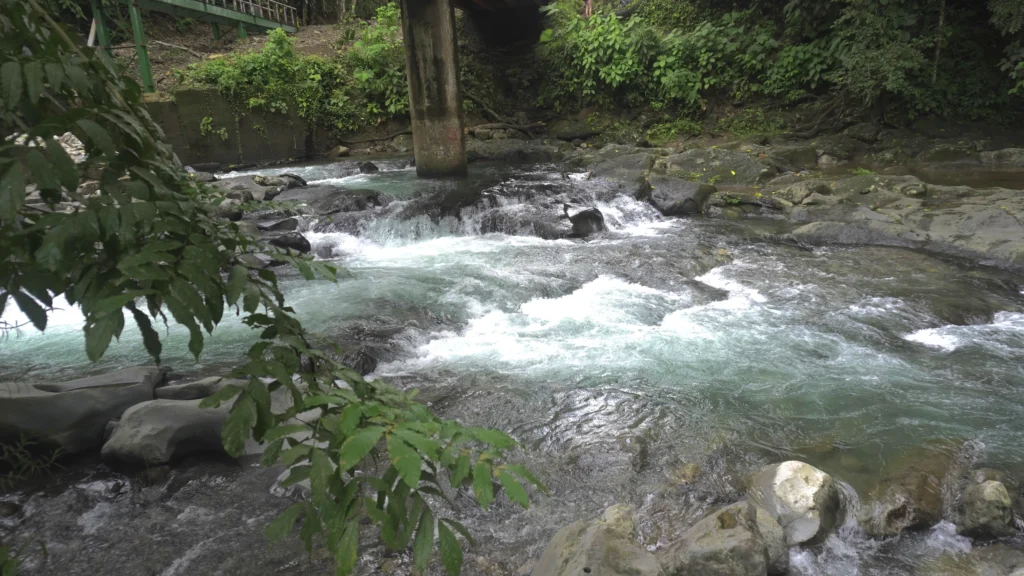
[101,399,230,466]
[958,480,1016,540]
[658,501,781,576]
[644,175,716,216]
[0,367,168,453]
[747,460,843,546]
[531,504,662,576]
[859,443,953,538]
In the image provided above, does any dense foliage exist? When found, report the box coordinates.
[0,1,542,575]
[537,0,1024,123]
[177,4,407,135]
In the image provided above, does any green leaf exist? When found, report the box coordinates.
[76,119,116,159]
[84,313,125,362]
[394,428,440,460]
[438,522,463,576]
[25,149,60,195]
[310,448,333,508]
[334,520,359,576]
[497,470,529,509]
[472,462,494,510]
[44,62,64,91]
[469,427,517,449]
[198,383,242,408]
[337,403,362,436]
[221,392,256,456]
[450,454,471,488]
[93,291,152,316]
[0,162,26,222]
[23,61,43,104]
[502,464,549,494]
[412,507,435,573]
[440,518,476,547]
[263,424,311,443]
[337,426,385,472]
[261,438,284,466]
[12,291,46,331]
[1,61,22,108]
[226,265,248,306]
[265,502,305,541]
[387,435,422,489]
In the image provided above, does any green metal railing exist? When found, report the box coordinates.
[92,0,299,93]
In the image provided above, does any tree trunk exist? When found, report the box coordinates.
[932,0,946,85]
[339,0,345,22]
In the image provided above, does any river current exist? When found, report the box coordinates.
[2,161,1024,575]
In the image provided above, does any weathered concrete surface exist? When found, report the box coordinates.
[400,0,467,177]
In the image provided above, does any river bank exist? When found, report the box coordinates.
[2,130,1024,574]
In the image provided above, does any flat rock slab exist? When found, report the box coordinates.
[0,366,167,453]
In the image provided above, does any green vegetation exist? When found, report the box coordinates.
[177,5,407,134]
[851,167,877,176]
[1,3,542,576]
[646,118,702,145]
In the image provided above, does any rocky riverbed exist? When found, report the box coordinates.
[2,122,1024,575]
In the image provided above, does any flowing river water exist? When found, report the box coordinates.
[2,160,1024,575]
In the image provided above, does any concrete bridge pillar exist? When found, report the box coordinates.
[400,0,467,177]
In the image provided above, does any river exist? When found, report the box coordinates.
[2,160,1024,575]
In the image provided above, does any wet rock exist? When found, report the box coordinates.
[769,144,819,172]
[790,220,927,251]
[919,543,1024,576]
[328,145,350,157]
[389,134,414,153]
[980,148,1024,168]
[101,399,230,466]
[588,152,657,198]
[474,128,493,140]
[769,180,834,204]
[813,134,866,164]
[564,204,607,237]
[657,501,769,576]
[843,123,882,143]
[216,199,243,221]
[155,377,245,401]
[958,481,1016,540]
[531,504,662,576]
[971,469,1024,520]
[226,188,254,203]
[859,442,955,538]
[276,185,392,215]
[553,121,604,142]
[188,171,217,183]
[918,143,981,165]
[256,217,300,232]
[654,149,776,185]
[0,367,168,453]
[358,161,379,174]
[643,175,716,216]
[755,506,790,576]
[267,231,312,254]
[747,460,843,546]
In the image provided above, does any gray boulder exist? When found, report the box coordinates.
[531,504,663,576]
[644,175,716,216]
[466,139,567,164]
[0,367,167,453]
[155,377,245,401]
[358,161,379,174]
[101,399,230,466]
[747,460,843,546]
[256,218,300,232]
[755,506,790,576]
[587,152,657,198]
[654,149,775,185]
[657,501,770,576]
[276,186,392,215]
[267,231,312,254]
[980,148,1024,168]
[958,480,1016,540]
[565,204,607,237]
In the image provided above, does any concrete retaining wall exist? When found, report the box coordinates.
[146,89,329,168]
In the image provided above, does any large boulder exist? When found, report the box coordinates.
[747,461,843,546]
[980,148,1024,168]
[644,175,716,216]
[654,149,776,185]
[587,152,657,198]
[155,377,245,401]
[657,501,774,576]
[276,186,393,215]
[958,480,1016,540]
[755,506,790,576]
[0,367,167,453]
[101,399,230,466]
[466,139,567,164]
[531,504,663,576]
